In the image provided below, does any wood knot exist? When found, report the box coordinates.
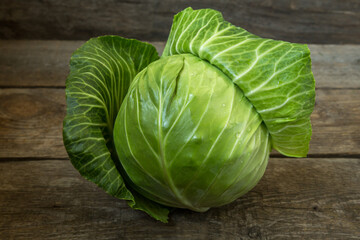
[248,226,262,239]
[0,93,44,119]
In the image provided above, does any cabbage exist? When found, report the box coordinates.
[63,7,315,222]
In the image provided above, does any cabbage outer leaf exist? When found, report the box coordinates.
[163,8,315,157]
[63,36,169,222]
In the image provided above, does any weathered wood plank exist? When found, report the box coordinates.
[0,41,359,88]
[309,45,360,89]
[0,158,358,239]
[311,89,360,155]
[0,41,82,87]
[0,88,66,158]
[0,0,359,44]
[0,88,359,158]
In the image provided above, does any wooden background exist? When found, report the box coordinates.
[1,0,360,43]
[1,0,360,239]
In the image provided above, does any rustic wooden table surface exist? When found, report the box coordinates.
[0,40,359,239]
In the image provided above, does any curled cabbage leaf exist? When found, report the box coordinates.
[63,7,315,222]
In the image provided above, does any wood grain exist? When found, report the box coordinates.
[0,5,359,238]
[1,89,359,159]
[0,0,359,44]
[0,41,82,87]
[0,88,66,158]
[1,41,359,89]
[311,89,360,156]
[309,45,360,89]
[0,158,358,239]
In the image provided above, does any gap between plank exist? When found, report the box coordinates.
[0,154,359,163]
[1,86,360,90]
[270,153,360,159]
[0,157,69,162]
[0,86,66,89]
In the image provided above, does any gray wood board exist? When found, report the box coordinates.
[0,0,360,43]
[0,41,359,89]
[0,38,359,239]
[1,87,359,158]
[0,158,359,239]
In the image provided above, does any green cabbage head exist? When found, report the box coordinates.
[63,8,315,222]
